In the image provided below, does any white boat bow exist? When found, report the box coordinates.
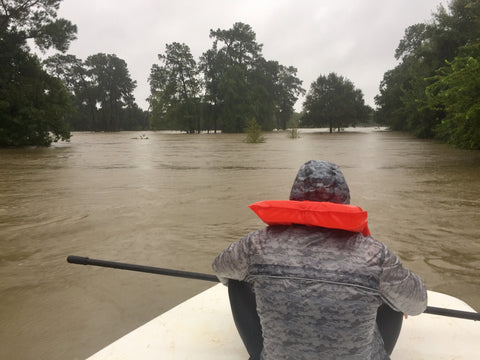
[87,284,479,360]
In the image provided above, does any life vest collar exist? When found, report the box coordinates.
[248,200,371,236]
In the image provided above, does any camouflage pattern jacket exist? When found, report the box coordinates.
[212,225,427,360]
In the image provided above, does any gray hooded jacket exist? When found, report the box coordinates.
[213,161,427,360]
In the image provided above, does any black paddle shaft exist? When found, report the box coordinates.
[67,255,219,282]
[67,255,480,321]
[424,306,480,321]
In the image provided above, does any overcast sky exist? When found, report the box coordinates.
[55,0,449,111]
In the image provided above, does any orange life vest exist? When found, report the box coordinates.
[249,200,371,236]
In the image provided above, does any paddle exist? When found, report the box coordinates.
[67,255,218,282]
[67,255,480,321]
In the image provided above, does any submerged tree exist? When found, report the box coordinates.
[85,53,137,131]
[200,22,303,133]
[147,23,303,133]
[44,54,97,130]
[206,23,263,133]
[245,118,265,143]
[302,73,369,132]
[149,42,201,132]
[287,117,300,139]
[44,53,143,131]
[275,64,305,130]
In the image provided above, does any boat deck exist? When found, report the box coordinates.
[87,284,479,360]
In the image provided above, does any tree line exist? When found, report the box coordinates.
[148,23,306,133]
[375,0,480,149]
[0,1,372,146]
[44,53,148,132]
[1,0,478,148]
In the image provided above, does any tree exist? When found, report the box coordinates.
[375,0,480,141]
[119,103,149,131]
[374,63,410,129]
[426,42,480,149]
[0,0,77,146]
[0,34,70,146]
[204,23,263,133]
[287,117,300,139]
[275,64,305,130]
[248,59,305,131]
[44,53,143,131]
[200,22,303,133]
[199,42,224,133]
[244,118,265,143]
[85,53,137,131]
[218,64,253,132]
[44,54,97,130]
[302,73,368,132]
[209,22,262,68]
[248,58,277,131]
[1,0,77,52]
[149,42,201,132]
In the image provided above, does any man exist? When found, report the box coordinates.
[212,160,427,360]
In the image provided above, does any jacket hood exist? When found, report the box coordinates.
[289,160,350,204]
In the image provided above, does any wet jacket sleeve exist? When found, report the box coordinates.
[212,232,256,285]
[379,245,428,315]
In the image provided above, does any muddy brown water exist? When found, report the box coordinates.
[1,129,479,360]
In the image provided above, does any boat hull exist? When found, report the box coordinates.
[87,284,479,359]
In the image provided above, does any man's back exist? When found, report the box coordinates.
[245,225,389,359]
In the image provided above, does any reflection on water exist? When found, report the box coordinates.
[0,129,479,360]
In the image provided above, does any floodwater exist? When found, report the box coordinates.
[0,129,479,360]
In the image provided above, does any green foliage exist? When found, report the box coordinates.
[85,53,137,131]
[210,24,304,133]
[0,39,71,146]
[206,23,264,133]
[2,1,144,137]
[0,0,77,146]
[149,42,201,133]
[375,0,480,145]
[218,65,252,133]
[244,118,265,143]
[287,117,300,139]
[301,73,369,132]
[1,0,77,52]
[426,42,480,149]
[147,22,305,133]
[267,61,305,130]
[44,53,144,131]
